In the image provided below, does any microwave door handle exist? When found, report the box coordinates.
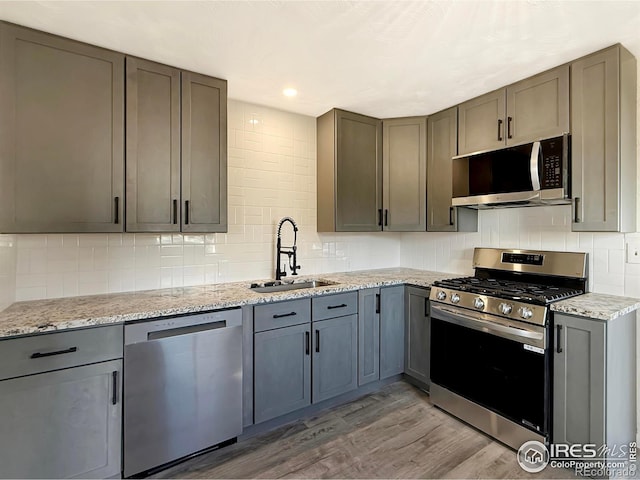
[530,141,541,191]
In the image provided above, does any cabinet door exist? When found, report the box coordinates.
[382,117,426,231]
[553,314,606,447]
[126,57,181,232]
[457,89,505,155]
[358,288,380,386]
[427,107,457,232]
[0,23,124,233]
[312,314,358,403]
[254,323,311,423]
[404,287,430,386]
[0,359,122,479]
[181,72,227,233]
[380,286,405,379]
[571,47,624,232]
[506,65,569,145]
[336,110,382,231]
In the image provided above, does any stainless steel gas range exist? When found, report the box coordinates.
[429,248,588,450]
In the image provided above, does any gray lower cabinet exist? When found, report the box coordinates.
[404,286,430,387]
[0,22,125,233]
[358,288,380,386]
[0,326,123,479]
[379,286,405,379]
[553,312,636,451]
[426,107,477,232]
[570,44,637,232]
[317,108,382,232]
[381,117,426,231]
[312,314,358,403]
[254,322,311,424]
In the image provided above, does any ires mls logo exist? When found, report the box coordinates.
[517,441,550,473]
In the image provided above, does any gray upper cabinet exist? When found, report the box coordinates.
[427,107,477,232]
[404,286,430,388]
[358,288,380,386]
[505,65,569,145]
[0,22,124,233]
[126,58,181,232]
[457,89,505,155]
[457,65,569,155]
[570,45,637,232]
[181,72,228,233]
[382,117,426,231]
[379,286,405,379]
[553,312,636,451]
[317,109,382,232]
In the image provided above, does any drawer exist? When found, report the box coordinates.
[254,299,311,332]
[312,291,358,321]
[0,325,123,381]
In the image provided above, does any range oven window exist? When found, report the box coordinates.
[430,317,549,435]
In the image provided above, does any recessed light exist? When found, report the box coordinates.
[283,88,297,97]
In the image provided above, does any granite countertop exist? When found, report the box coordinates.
[551,293,640,321]
[0,267,637,340]
[0,268,457,339]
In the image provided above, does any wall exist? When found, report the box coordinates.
[401,205,638,296]
[11,100,401,302]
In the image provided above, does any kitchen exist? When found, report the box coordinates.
[0,1,639,478]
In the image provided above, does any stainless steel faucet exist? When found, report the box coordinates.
[276,217,301,280]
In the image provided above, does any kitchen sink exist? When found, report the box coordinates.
[249,279,337,293]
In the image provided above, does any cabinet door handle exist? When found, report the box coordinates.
[384,209,389,226]
[30,346,77,359]
[112,371,118,405]
[305,331,310,355]
[574,197,580,223]
[315,330,320,353]
[327,303,347,310]
[556,324,563,353]
[497,119,503,141]
[424,298,429,318]
[273,311,297,319]
[507,116,513,139]
[173,199,178,225]
[185,200,190,225]
[375,293,380,314]
[114,197,120,224]
[449,207,454,226]
[378,209,383,226]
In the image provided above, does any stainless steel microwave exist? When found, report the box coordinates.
[451,134,570,208]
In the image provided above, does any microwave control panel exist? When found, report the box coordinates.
[540,137,564,189]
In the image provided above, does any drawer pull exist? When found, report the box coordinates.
[273,311,297,319]
[327,303,347,310]
[30,346,77,359]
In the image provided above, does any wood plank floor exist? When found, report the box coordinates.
[155,381,577,479]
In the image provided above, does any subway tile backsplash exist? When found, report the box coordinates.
[0,99,638,303]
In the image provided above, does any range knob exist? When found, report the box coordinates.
[436,290,447,301]
[451,293,461,304]
[519,306,533,320]
[473,297,485,310]
[498,303,513,315]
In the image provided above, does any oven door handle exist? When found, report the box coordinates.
[431,304,545,349]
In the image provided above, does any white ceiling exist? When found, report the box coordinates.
[1,1,639,118]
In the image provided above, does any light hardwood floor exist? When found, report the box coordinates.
[155,381,577,479]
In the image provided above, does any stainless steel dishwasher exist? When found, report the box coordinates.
[123,308,242,477]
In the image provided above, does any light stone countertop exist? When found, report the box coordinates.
[0,267,637,339]
[0,268,456,339]
[551,293,640,321]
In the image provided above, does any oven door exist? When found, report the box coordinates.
[430,303,550,437]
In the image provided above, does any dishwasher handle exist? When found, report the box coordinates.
[125,308,242,345]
